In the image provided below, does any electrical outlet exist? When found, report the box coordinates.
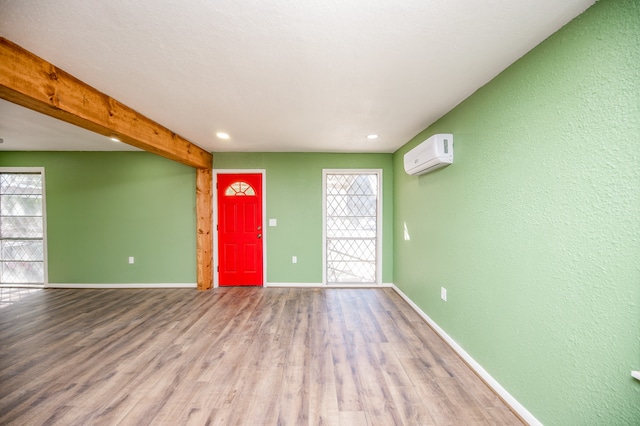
[441,287,447,301]
[292,256,297,264]
[129,256,135,264]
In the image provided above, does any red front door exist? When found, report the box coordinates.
[217,173,263,286]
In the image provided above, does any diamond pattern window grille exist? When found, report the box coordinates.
[325,173,379,284]
[0,172,45,285]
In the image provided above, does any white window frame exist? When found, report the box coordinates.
[0,167,48,288]
[322,169,382,286]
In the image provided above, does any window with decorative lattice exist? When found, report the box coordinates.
[323,170,381,284]
[0,170,46,286]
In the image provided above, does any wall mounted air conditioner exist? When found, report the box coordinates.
[403,133,453,176]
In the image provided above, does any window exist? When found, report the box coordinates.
[0,170,46,286]
[323,170,382,284]
[225,181,256,196]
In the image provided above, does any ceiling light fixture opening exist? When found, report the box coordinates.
[367,134,378,139]
[110,136,121,142]
[216,132,230,140]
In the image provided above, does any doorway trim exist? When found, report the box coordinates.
[212,169,266,288]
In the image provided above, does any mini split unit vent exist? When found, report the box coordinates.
[403,133,454,176]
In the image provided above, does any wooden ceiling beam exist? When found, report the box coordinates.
[0,37,212,169]
[0,37,213,290]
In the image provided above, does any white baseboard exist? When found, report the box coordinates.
[265,282,324,287]
[390,284,542,426]
[266,282,394,288]
[46,283,197,289]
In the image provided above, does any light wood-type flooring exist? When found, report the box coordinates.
[0,287,524,425]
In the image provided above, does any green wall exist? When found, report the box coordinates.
[212,152,393,284]
[392,0,640,424]
[0,152,197,284]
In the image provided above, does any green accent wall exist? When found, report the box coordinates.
[212,153,393,284]
[0,152,196,284]
[392,0,640,424]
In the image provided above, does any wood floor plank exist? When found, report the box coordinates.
[330,327,365,412]
[386,384,437,425]
[277,365,309,425]
[338,410,369,426]
[308,295,340,425]
[0,287,525,425]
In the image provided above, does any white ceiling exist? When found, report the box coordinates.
[0,99,141,151]
[0,0,595,154]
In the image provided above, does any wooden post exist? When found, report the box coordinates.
[196,168,213,290]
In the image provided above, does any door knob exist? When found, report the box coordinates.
[257,234,262,239]
[257,226,262,230]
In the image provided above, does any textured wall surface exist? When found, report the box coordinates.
[213,152,394,284]
[0,152,197,284]
[393,0,639,424]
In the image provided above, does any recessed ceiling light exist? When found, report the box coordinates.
[110,136,120,142]
[367,134,378,139]
[216,132,230,140]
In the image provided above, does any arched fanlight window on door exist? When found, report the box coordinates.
[224,181,256,196]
